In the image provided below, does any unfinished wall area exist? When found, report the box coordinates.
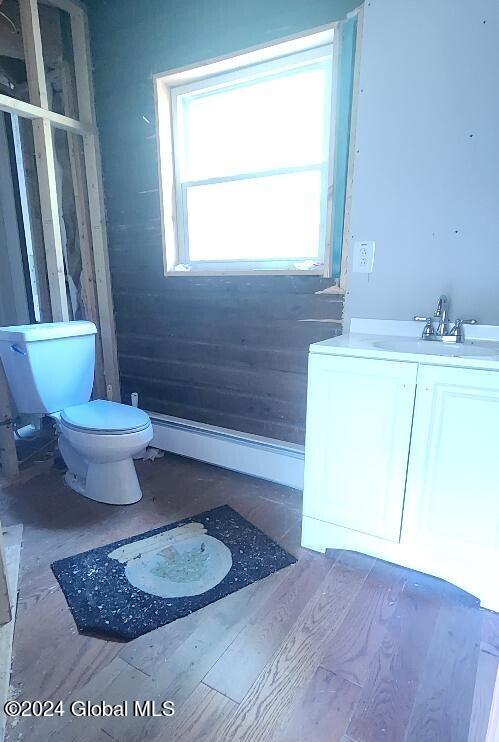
[85,0,360,444]
[344,0,499,325]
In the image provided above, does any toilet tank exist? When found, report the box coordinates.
[0,321,97,414]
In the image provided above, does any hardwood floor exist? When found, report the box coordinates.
[0,453,496,742]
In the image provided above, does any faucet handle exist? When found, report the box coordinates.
[413,316,435,337]
[450,318,477,331]
[449,318,477,340]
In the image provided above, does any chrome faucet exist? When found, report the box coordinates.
[434,294,449,336]
[414,295,477,343]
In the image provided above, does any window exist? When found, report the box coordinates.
[155,27,355,277]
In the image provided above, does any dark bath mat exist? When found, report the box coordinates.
[51,505,297,641]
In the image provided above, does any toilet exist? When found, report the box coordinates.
[0,321,153,505]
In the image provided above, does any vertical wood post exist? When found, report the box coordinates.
[0,523,12,627]
[19,0,70,322]
[69,7,121,401]
[0,364,18,481]
[61,64,106,398]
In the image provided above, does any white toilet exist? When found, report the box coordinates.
[0,321,153,505]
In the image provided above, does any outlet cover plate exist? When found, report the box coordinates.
[353,241,375,273]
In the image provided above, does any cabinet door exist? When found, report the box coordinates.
[402,365,499,557]
[303,354,417,541]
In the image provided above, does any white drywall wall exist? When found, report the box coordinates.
[344,0,499,325]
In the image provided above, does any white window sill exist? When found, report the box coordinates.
[165,269,329,278]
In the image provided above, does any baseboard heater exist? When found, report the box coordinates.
[148,411,304,490]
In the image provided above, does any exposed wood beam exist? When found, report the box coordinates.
[18,0,48,109]
[61,62,106,398]
[70,7,121,401]
[0,0,62,66]
[0,93,93,134]
[32,119,70,320]
[19,0,69,321]
[0,364,18,481]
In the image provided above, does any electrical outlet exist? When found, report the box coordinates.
[353,241,375,273]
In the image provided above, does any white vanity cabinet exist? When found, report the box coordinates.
[303,354,417,541]
[302,326,499,611]
[402,365,499,583]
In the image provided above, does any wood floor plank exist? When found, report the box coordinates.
[404,586,481,742]
[346,572,444,742]
[2,456,303,742]
[203,551,333,702]
[216,551,376,742]
[152,682,236,742]
[12,577,122,703]
[275,667,361,742]
[0,456,491,742]
[320,559,407,688]
[119,566,290,679]
[0,525,23,742]
[100,570,291,740]
[43,657,139,741]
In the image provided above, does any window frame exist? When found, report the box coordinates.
[154,25,354,282]
[170,46,334,273]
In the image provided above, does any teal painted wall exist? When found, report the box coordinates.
[83,0,361,442]
[86,0,360,76]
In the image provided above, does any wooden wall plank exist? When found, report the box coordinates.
[83,2,346,442]
[132,395,306,444]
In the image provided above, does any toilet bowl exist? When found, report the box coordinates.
[58,400,153,505]
[0,321,154,506]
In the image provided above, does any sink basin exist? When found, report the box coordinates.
[373,338,499,358]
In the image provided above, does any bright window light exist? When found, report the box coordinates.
[167,42,335,273]
[182,67,328,180]
[186,170,323,262]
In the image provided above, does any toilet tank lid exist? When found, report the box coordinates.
[0,321,97,343]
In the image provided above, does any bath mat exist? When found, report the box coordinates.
[51,505,296,641]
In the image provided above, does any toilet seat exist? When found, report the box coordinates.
[60,399,151,435]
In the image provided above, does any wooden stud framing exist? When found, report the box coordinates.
[322,23,341,280]
[19,0,69,321]
[31,119,70,321]
[339,6,364,293]
[70,5,121,401]
[0,94,93,135]
[14,115,53,322]
[0,523,12,626]
[61,64,106,399]
[0,0,120,404]
[0,364,18,481]
[19,0,49,109]
[0,0,121,472]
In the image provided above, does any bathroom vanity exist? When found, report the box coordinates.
[302,318,499,611]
